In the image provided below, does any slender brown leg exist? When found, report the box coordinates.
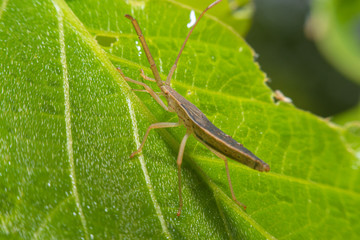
[130,122,181,158]
[140,69,156,82]
[176,131,191,216]
[131,89,163,95]
[206,145,247,210]
[125,15,163,86]
[117,68,169,111]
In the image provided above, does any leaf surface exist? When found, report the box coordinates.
[1,0,359,239]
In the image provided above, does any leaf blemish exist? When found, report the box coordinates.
[187,10,196,28]
[95,35,117,47]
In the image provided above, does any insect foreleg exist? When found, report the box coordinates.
[140,69,156,82]
[130,122,182,158]
[117,68,169,111]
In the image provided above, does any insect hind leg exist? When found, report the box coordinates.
[206,145,247,210]
[176,130,191,216]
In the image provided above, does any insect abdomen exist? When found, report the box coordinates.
[167,87,270,172]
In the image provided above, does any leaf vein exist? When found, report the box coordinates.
[194,155,360,197]
[213,191,233,239]
[52,1,89,239]
[33,196,73,238]
[207,175,276,239]
[125,97,172,239]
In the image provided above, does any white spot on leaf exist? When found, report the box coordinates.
[187,10,196,28]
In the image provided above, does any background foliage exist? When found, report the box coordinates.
[1,0,359,239]
[247,0,360,118]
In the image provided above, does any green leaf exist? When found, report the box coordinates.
[333,104,360,124]
[308,0,360,84]
[1,0,359,239]
[174,0,254,35]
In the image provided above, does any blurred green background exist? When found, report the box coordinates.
[246,0,360,119]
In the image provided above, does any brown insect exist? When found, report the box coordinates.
[118,0,270,216]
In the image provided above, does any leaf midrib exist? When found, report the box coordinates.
[52,1,90,239]
[125,97,172,239]
[52,0,173,237]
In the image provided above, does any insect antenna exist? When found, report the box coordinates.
[165,0,222,85]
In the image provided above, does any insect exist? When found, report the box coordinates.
[118,0,270,216]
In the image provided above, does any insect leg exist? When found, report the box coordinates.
[125,15,163,87]
[176,131,191,216]
[207,146,247,210]
[131,89,163,96]
[140,69,156,82]
[117,68,169,111]
[130,122,181,158]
